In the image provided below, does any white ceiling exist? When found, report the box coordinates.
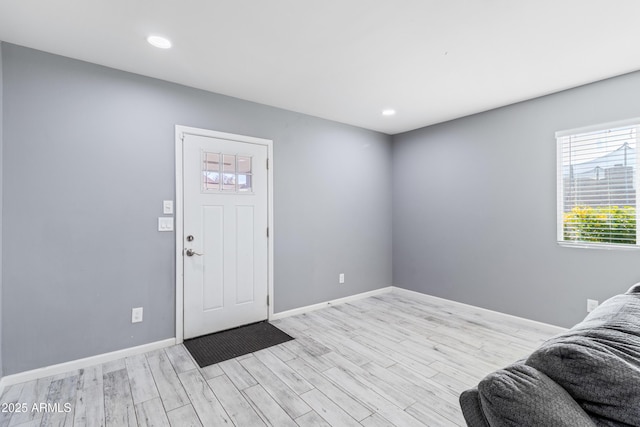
[1,1,640,135]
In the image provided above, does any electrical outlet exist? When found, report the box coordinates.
[587,299,599,313]
[132,307,143,323]
[339,273,345,284]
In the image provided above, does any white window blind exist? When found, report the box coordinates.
[557,119,640,248]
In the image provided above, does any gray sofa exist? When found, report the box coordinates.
[459,283,640,427]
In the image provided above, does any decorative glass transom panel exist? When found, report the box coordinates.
[203,151,253,193]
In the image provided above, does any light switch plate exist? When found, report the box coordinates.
[158,217,174,231]
[163,200,174,214]
[132,307,143,323]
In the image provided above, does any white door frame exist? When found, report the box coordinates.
[174,125,274,344]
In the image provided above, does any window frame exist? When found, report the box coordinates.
[556,118,640,250]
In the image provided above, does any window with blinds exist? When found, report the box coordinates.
[557,120,639,248]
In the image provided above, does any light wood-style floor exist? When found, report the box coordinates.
[0,291,561,427]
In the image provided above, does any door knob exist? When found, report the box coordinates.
[185,249,203,257]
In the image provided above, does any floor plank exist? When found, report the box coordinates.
[286,357,372,422]
[300,388,361,427]
[0,383,25,426]
[295,410,332,427]
[166,405,202,427]
[239,355,311,418]
[103,369,137,427]
[134,398,170,427]
[242,384,299,427]
[253,349,313,395]
[40,374,78,427]
[178,369,230,426]
[164,345,197,374]
[8,376,53,427]
[208,374,266,427]
[145,350,189,412]
[125,355,159,405]
[218,358,258,390]
[73,366,105,427]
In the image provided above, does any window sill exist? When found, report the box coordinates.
[558,241,640,251]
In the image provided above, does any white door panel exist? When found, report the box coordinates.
[183,134,268,339]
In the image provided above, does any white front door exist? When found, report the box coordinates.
[182,132,269,339]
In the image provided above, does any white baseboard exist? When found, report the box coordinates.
[0,338,176,393]
[391,286,567,335]
[271,286,393,320]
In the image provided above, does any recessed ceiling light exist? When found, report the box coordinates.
[382,109,396,116]
[147,36,172,49]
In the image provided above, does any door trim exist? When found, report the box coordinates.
[174,125,274,344]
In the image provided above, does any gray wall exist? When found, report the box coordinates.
[1,43,392,375]
[0,42,4,377]
[393,70,640,328]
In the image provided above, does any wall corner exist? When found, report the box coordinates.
[0,40,5,378]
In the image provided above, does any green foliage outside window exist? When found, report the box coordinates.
[564,206,636,244]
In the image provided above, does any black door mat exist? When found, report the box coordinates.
[183,321,294,368]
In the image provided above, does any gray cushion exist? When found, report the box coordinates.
[627,282,640,294]
[459,387,490,427]
[477,364,596,427]
[526,293,640,426]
